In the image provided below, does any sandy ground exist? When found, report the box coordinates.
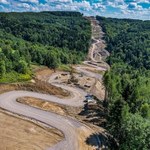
[34,67,54,81]
[0,110,63,150]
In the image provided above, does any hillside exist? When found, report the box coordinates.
[0,11,91,82]
[97,16,150,149]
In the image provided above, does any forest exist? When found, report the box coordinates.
[97,16,150,150]
[0,11,91,82]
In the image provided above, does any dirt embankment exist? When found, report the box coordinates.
[0,79,69,98]
[34,66,53,81]
[0,110,63,150]
[17,97,68,115]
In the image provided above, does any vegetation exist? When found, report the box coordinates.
[97,16,150,149]
[0,11,91,82]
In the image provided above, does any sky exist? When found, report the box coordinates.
[0,0,150,20]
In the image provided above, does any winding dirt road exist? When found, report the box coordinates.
[0,17,107,150]
[0,90,86,150]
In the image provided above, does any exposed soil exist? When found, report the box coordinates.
[87,17,109,63]
[50,71,105,100]
[0,110,63,150]
[90,80,105,100]
[84,67,105,75]
[0,79,69,98]
[34,66,54,81]
[17,97,67,115]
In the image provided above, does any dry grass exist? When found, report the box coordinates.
[77,127,98,150]
[0,110,63,150]
[17,97,67,115]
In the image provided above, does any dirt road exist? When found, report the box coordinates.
[0,90,88,150]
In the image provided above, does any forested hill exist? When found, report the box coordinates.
[97,16,150,150]
[0,11,90,52]
[0,11,91,82]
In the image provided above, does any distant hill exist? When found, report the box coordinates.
[0,11,91,82]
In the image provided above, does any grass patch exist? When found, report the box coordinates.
[0,72,32,83]
[58,64,71,72]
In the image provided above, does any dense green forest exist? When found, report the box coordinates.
[97,16,150,150]
[0,11,91,82]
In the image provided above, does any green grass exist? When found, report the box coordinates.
[0,64,72,83]
[58,64,71,72]
[0,72,32,83]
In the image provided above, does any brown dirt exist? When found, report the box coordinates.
[33,67,70,97]
[17,96,80,117]
[90,80,105,100]
[0,110,63,150]
[0,79,69,98]
[34,67,54,81]
[51,71,105,100]
[17,97,67,115]
[0,84,18,94]
[77,126,100,150]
